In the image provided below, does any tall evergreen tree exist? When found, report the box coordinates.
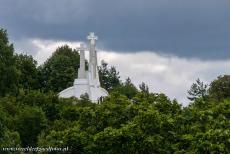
[187,78,208,101]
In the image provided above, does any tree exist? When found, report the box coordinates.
[0,107,7,140]
[187,78,208,101]
[0,28,19,96]
[114,78,138,99]
[98,61,121,92]
[15,54,39,90]
[209,75,230,101]
[38,127,90,154]
[93,126,137,153]
[39,45,80,92]
[0,130,21,154]
[17,90,63,121]
[15,106,47,147]
[139,82,149,94]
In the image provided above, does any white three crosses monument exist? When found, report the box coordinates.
[59,32,108,102]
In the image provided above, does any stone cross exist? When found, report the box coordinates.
[87,32,97,64]
[87,32,98,45]
[58,32,108,102]
[77,43,85,51]
[87,32,98,79]
[77,43,86,78]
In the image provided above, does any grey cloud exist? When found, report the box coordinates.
[1,0,230,59]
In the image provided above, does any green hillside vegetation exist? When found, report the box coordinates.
[0,28,229,153]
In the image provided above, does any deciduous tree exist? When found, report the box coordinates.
[39,45,80,92]
[98,61,121,92]
[15,54,39,90]
[209,75,230,101]
[0,28,19,96]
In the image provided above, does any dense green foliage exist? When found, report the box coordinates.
[209,75,230,101]
[113,77,138,99]
[15,106,47,147]
[98,61,121,92]
[0,28,230,153]
[39,45,80,92]
[0,90,229,153]
[15,54,39,90]
[0,29,19,96]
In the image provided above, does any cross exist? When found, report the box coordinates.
[76,43,85,51]
[87,32,98,44]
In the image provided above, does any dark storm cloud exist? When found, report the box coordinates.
[1,0,230,59]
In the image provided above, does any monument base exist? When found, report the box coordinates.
[59,73,108,103]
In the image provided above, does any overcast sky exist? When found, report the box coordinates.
[1,0,230,105]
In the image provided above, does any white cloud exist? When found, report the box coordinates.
[14,39,230,106]
[98,51,230,105]
[15,38,84,65]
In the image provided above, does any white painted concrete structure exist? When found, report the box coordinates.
[59,32,108,102]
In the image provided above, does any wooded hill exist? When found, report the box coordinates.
[0,28,229,154]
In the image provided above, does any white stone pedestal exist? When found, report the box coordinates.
[59,71,108,102]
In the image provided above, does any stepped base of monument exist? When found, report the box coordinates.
[59,78,108,103]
